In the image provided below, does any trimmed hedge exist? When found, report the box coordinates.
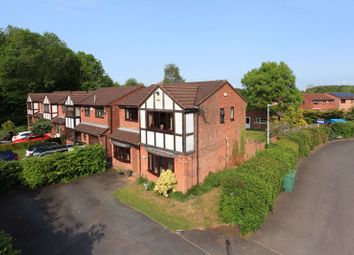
[0,161,22,192]
[329,122,354,138]
[220,126,329,234]
[21,144,106,189]
[0,138,62,152]
[0,231,20,255]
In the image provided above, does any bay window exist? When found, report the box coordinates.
[114,146,131,163]
[147,111,173,132]
[148,153,174,176]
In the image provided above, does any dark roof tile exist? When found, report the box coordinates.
[108,129,140,145]
[74,123,108,136]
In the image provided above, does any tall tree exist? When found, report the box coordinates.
[163,64,185,84]
[305,85,354,93]
[76,51,113,90]
[241,61,302,111]
[124,78,140,87]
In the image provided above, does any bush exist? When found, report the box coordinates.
[0,231,21,255]
[136,175,148,185]
[1,121,15,133]
[21,144,106,189]
[0,161,22,192]
[153,169,177,197]
[329,122,354,138]
[31,119,52,136]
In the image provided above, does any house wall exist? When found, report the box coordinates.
[301,97,338,111]
[80,106,110,126]
[325,93,354,112]
[197,83,247,183]
[246,109,267,130]
[110,140,140,172]
[117,107,140,130]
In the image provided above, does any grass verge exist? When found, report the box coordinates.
[245,130,266,142]
[115,183,222,231]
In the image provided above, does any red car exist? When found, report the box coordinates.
[13,133,51,144]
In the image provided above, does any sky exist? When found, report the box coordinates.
[1,0,354,90]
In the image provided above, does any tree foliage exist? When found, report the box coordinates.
[1,120,15,133]
[163,64,185,84]
[124,78,140,87]
[241,62,302,111]
[31,119,52,136]
[305,85,354,93]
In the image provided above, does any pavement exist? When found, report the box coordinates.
[0,170,206,255]
[180,139,354,255]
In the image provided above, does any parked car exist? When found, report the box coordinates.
[32,144,73,157]
[0,150,18,161]
[324,118,347,125]
[13,133,51,144]
[26,142,60,157]
[11,131,31,142]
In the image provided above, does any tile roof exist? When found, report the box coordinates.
[67,91,93,104]
[74,123,108,136]
[117,86,156,106]
[33,112,43,118]
[302,93,334,101]
[328,92,354,100]
[47,92,68,104]
[108,129,140,145]
[78,86,143,106]
[28,93,47,102]
[51,117,65,125]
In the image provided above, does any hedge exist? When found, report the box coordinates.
[0,161,22,192]
[0,138,62,152]
[21,144,106,189]
[0,231,20,255]
[220,126,330,234]
[329,122,354,138]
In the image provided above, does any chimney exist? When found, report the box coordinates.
[93,95,96,103]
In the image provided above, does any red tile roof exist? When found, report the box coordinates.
[47,92,68,104]
[74,123,108,136]
[33,112,43,118]
[108,129,140,145]
[52,117,65,125]
[67,91,93,104]
[303,93,335,101]
[117,86,156,106]
[29,93,47,102]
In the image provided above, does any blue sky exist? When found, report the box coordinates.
[1,0,354,89]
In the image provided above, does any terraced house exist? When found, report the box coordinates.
[26,80,247,192]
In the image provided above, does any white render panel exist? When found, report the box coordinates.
[175,136,183,152]
[155,132,164,148]
[185,113,194,134]
[165,134,174,150]
[75,107,80,116]
[175,112,183,135]
[52,105,58,113]
[141,102,146,109]
[76,118,80,126]
[27,95,32,102]
[174,103,182,111]
[186,134,194,152]
[141,130,146,144]
[33,103,39,110]
[164,93,173,110]
[43,113,51,120]
[146,95,154,109]
[140,110,146,129]
[44,96,50,104]
[65,96,73,106]
[154,88,163,109]
[147,131,155,146]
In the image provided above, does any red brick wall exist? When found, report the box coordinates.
[110,140,140,172]
[197,83,247,183]
[80,106,110,126]
[325,93,354,112]
[301,96,338,111]
[118,108,140,129]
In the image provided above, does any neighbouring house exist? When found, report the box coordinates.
[43,92,68,137]
[246,109,267,130]
[27,80,247,193]
[326,92,354,112]
[301,93,337,111]
[26,93,47,127]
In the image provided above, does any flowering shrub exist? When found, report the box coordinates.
[153,169,177,197]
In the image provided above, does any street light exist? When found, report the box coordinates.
[267,102,278,145]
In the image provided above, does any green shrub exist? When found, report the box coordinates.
[0,161,22,192]
[0,231,21,255]
[21,144,106,189]
[136,175,148,185]
[329,122,354,138]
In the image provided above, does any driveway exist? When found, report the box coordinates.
[180,140,354,255]
[0,170,206,255]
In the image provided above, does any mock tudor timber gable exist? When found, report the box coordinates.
[139,86,195,154]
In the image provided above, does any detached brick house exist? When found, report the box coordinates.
[301,93,337,111]
[326,92,354,112]
[26,80,247,193]
[246,109,267,130]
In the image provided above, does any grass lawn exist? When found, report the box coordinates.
[245,130,266,142]
[115,183,222,231]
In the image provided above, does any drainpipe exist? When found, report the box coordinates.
[225,137,229,168]
[196,110,200,184]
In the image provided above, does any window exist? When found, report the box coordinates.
[147,111,173,132]
[66,106,74,117]
[256,118,267,124]
[27,102,32,109]
[148,153,174,176]
[114,146,130,163]
[125,108,138,122]
[341,99,346,104]
[44,104,50,113]
[220,108,225,124]
[230,107,235,121]
[84,107,90,117]
[95,107,104,118]
[313,101,319,105]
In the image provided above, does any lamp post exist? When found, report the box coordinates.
[267,102,278,145]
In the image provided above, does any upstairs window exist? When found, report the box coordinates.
[147,111,173,132]
[84,107,90,117]
[125,108,138,122]
[27,102,32,109]
[341,99,346,104]
[230,107,235,121]
[95,107,104,118]
[66,106,75,117]
[220,108,225,124]
[44,104,50,113]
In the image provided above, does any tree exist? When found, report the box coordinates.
[305,85,354,93]
[124,78,140,87]
[283,106,307,127]
[1,120,15,133]
[241,62,302,111]
[163,64,185,84]
[31,119,52,136]
[77,51,113,90]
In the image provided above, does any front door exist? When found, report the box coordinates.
[246,117,251,129]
